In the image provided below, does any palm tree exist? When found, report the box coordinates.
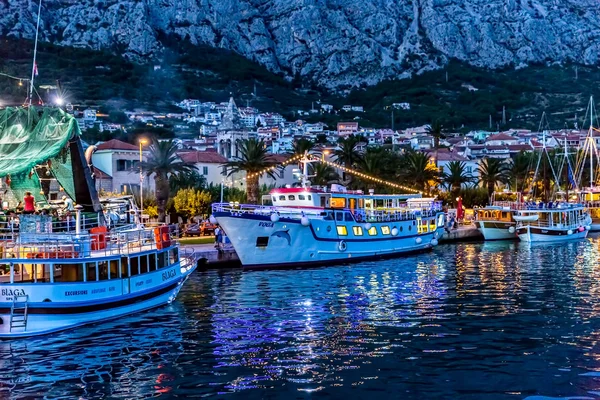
[509,151,533,192]
[426,120,446,166]
[224,138,278,204]
[443,161,474,206]
[311,163,339,186]
[141,139,195,222]
[291,138,315,157]
[170,169,206,193]
[334,136,362,183]
[478,158,510,201]
[400,150,440,194]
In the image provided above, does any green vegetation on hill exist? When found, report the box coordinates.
[2,37,600,131]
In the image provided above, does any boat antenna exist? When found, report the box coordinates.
[28,0,43,107]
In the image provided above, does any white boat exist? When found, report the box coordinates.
[515,204,592,242]
[0,211,197,338]
[213,185,446,268]
[474,191,522,240]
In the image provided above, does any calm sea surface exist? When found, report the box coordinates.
[4,239,600,399]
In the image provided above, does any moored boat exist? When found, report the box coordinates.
[515,203,591,242]
[474,191,522,240]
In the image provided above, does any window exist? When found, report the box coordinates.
[149,253,157,272]
[288,195,296,200]
[352,226,363,236]
[169,248,178,265]
[344,212,354,222]
[279,195,285,201]
[466,167,472,173]
[272,196,277,203]
[99,261,109,280]
[110,260,120,279]
[368,227,377,235]
[130,257,140,276]
[337,226,348,236]
[55,264,84,282]
[400,226,403,232]
[335,212,344,221]
[280,170,285,179]
[381,226,391,235]
[256,237,269,247]
[308,195,312,200]
[203,166,208,175]
[116,159,127,171]
[157,251,168,269]
[298,195,306,201]
[86,262,97,282]
[120,257,129,278]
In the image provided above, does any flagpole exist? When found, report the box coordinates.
[28,0,42,107]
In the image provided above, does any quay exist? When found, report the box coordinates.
[439,224,484,243]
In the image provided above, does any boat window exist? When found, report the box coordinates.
[502,212,508,219]
[298,195,306,201]
[331,198,346,208]
[288,195,296,200]
[344,212,354,222]
[337,226,348,236]
[130,257,140,276]
[368,227,377,236]
[149,253,157,271]
[400,226,403,232]
[256,237,269,247]
[170,248,179,265]
[99,261,109,280]
[86,262,97,282]
[120,257,129,278]
[323,211,334,221]
[381,226,391,235]
[335,212,344,221]
[110,259,120,279]
[272,196,277,203]
[279,195,285,201]
[408,225,412,231]
[308,195,312,201]
[140,255,150,274]
[158,251,168,269]
[353,226,363,236]
[54,264,84,282]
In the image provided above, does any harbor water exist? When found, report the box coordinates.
[4,239,600,399]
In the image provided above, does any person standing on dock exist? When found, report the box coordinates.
[23,191,35,214]
[214,225,223,250]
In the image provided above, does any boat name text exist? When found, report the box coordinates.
[162,269,176,281]
[259,222,275,228]
[65,290,88,296]
[2,289,25,297]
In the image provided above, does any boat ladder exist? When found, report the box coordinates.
[10,295,29,333]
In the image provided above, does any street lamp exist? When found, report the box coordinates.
[322,149,330,161]
[139,138,148,225]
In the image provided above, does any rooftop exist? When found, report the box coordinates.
[177,151,228,164]
[96,139,138,151]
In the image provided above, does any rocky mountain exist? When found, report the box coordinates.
[2,0,600,89]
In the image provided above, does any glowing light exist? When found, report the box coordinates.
[55,96,64,106]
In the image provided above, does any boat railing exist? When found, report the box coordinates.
[0,224,181,262]
[354,208,439,223]
[491,201,526,210]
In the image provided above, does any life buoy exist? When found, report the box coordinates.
[338,240,347,252]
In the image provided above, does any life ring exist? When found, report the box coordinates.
[338,240,347,252]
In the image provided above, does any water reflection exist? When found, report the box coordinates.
[4,239,600,397]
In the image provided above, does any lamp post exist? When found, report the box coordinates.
[322,149,330,162]
[139,138,148,225]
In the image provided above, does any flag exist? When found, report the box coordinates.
[33,62,38,76]
[568,163,576,188]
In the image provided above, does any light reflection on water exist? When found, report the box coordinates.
[4,239,600,398]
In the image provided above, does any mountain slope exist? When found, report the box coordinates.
[2,0,600,89]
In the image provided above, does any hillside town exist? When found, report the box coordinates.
[71,96,594,196]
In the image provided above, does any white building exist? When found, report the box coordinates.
[177,151,228,186]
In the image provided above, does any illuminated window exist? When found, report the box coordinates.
[337,226,348,236]
[381,226,390,235]
[298,195,306,200]
[368,227,377,236]
[288,195,296,200]
[352,226,363,236]
[279,195,285,200]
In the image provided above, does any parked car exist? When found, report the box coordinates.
[199,222,217,236]
[182,222,216,237]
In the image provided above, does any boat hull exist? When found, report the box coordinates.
[475,221,517,241]
[0,262,195,338]
[215,212,446,268]
[516,226,589,242]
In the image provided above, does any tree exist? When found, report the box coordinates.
[334,136,362,183]
[141,139,195,222]
[400,150,440,194]
[291,138,315,157]
[224,138,279,204]
[170,169,206,193]
[478,158,510,201]
[443,161,475,206]
[509,151,533,192]
[311,163,339,186]
[173,189,213,219]
[426,120,446,166]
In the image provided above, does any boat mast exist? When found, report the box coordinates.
[28,0,43,107]
[591,97,594,188]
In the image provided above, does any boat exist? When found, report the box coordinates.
[474,191,522,240]
[515,203,591,242]
[213,157,446,268]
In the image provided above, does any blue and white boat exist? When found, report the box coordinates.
[213,173,445,268]
[0,209,197,338]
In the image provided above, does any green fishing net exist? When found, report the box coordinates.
[0,107,80,178]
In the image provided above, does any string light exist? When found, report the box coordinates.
[223,153,422,194]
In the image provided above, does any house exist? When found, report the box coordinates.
[177,150,228,185]
[435,150,479,183]
[91,139,155,195]
[337,122,359,136]
[341,105,352,112]
[321,104,334,112]
[485,133,518,146]
[351,106,364,112]
[392,103,410,110]
[410,135,434,150]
